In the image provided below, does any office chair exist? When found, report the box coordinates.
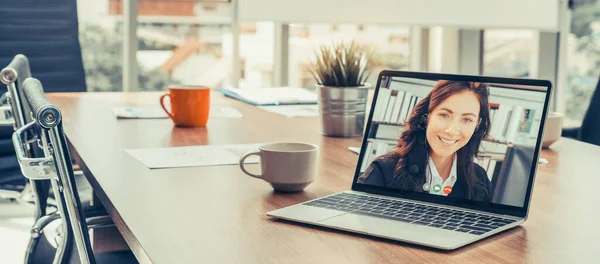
[14,78,137,264]
[2,54,107,210]
[1,0,86,201]
[2,55,112,263]
[490,145,535,208]
[562,74,600,146]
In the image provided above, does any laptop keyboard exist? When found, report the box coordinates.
[303,193,518,236]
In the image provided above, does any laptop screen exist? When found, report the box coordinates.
[353,71,551,215]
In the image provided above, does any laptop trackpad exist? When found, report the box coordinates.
[268,205,348,223]
[319,213,472,248]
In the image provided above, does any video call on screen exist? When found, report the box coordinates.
[357,76,548,208]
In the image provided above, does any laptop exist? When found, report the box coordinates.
[267,70,552,250]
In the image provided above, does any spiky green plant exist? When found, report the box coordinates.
[309,41,372,87]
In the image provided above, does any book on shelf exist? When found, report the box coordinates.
[504,105,524,143]
[361,140,396,172]
[383,94,397,123]
[389,91,405,124]
[489,104,512,142]
[489,103,500,125]
[407,95,420,121]
[410,96,421,116]
[360,141,374,172]
[474,157,498,181]
[371,88,426,126]
[487,160,497,181]
[482,158,491,171]
[399,92,413,123]
[405,95,416,122]
[373,88,392,122]
[501,107,513,141]
[374,123,403,140]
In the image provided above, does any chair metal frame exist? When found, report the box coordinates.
[14,78,96,264]
[1,56,26,128]
[0,56,28,200]
[1,55,70,264]
[1,55,51,211]
[4,56,112,264]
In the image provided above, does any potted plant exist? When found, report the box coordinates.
[309,41,372,137]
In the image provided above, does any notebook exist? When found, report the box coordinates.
[217,87,318,106]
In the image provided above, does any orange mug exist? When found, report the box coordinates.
[160,86,210,127]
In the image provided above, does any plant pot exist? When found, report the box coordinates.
[317,84,370,137]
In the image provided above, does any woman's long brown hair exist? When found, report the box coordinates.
[381,80,491,200]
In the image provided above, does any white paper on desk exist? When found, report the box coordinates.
[348,146,361,154]
[112,106,168,119]
[257,105,319,117]
[211,105,244,118]
[126,143,262,169]
[112,105,243,119]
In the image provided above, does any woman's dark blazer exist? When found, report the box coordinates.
[357,155,494,202]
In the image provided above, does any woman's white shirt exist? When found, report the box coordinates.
[426,155,457,196]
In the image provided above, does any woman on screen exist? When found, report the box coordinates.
[358,80,493,202]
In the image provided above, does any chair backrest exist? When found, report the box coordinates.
[491,145,534,207]
[16,78,95,264]
[0,55,32,188]
[0,0,86,93]
[579,75,600,146]
[1,54,52,217]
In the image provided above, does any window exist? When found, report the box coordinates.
[78,0,124,91]
[235,23,410,89]
[286,24,410,89]
[78,1,410,91]
[565,0,600,122]
[483,29,535,78]
[78,0,232,91]
[131,1,232,91]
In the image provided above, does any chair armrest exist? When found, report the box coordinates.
[562,127,580,139]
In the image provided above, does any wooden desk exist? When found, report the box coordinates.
[49,92,599,263]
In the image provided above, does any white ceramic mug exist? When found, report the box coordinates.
[239,142,318,192]
[542,111,563,148]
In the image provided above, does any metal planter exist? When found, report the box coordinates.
[317,84,370,137]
